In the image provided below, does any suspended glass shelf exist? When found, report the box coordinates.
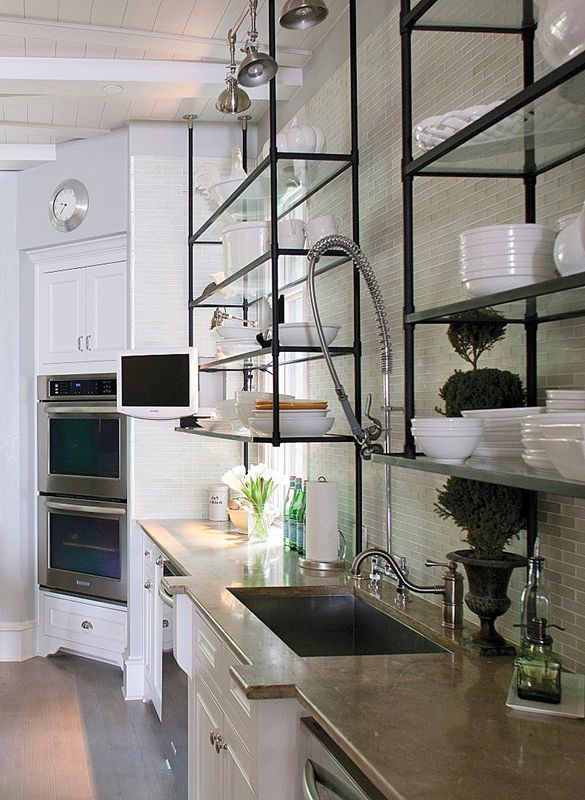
[199,346,355,373]
[372,453,585,499]
[191,250,351,308]
[407,53,585,177]
[404,0,530,32]
[191,154,353,244]
[175,427,354,445]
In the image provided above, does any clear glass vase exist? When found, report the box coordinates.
[248,505,270,543]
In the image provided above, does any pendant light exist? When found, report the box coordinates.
[216,31,251,115]
[237,0,279,87]
[279,0,329,30]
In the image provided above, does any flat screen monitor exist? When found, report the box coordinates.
[116,348,198,420]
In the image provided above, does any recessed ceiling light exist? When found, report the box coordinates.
[102,84,123,95]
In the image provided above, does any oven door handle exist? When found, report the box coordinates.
[158,582,175,609]
[45,501,126,516]
[44,405,119,414]
[304,760,369,800]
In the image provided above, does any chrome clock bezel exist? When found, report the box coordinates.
[49,179,89,232]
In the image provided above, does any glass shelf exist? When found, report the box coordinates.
[191,250,351,308]
[199,346,355,373]
[175,427,354,445]
[191,154,352,244]
[404,0,530,32]
[407,52,585,177]
[372,453,585,499]
[408,271,585,324]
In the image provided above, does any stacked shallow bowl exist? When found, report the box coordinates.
[522,412,585,470]
[410,417,484,464]
[213,319,260,359]
[249,400,334,437]
[459,224,556,297]
[541,421,585,481]
[546,389,585,412]
[461,407,545,459]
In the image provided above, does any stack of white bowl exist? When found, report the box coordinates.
[459,224,556,297]
[410,417,484,464]
[522,412,585,470]
[461,407,545,459]
[541,421,585,481]
[546,389,585,412]
[213,319,260,359]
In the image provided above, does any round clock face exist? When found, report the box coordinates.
[49,179,89,232]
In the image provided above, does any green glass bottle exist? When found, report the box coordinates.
[297,481,307,557]
[288,478,303,552]
[515,618,562,705]
[282,476,297,549]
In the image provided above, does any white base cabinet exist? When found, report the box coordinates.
[37,590,127,667]
[143,533,165,720]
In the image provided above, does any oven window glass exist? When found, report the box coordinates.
[49,418,119,479]
[49,513,121,580]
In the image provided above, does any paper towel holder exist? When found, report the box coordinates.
[299,528,346,573]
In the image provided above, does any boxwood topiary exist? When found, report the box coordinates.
[437,367,525,417]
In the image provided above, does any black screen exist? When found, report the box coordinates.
[121,354,190,407]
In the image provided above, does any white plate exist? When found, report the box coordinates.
[506,670,585,718]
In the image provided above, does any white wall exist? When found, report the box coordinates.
[17,128,128,250]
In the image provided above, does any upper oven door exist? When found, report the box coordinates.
[38,402,127,500]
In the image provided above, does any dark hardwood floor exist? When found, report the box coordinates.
[0,653,182,800]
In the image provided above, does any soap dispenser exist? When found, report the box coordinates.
[515,617,564,705]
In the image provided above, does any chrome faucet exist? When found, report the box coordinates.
[350,548,463,629]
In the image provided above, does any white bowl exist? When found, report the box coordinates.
[460,247,555,260]
[460,223,556,238]
[278,322,340,348]
[215,400,239,421]
[411,416,483,426]
[234,391,295,428]
[462,407,544,419]
[216,341,260,358]
[522,452,555,470]
[412,429,482,464]
[546,389,585,398]
[214,325,259,341]
[462,275,551,296]
[542,438,585,480]
[248,414,335,437]
[460,257,554,270]
[220,221,270,275]
[227,504,278,534]
[210,177,246,206]
[541,423,585,440]
[547,402,585,411]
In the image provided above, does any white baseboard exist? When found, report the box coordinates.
[122,652,145,700]
[0,619,36,661]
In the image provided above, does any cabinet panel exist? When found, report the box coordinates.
[143,539,163,720]
[38,268,85,364]
[85,261,127,362]
[194,676,222,800]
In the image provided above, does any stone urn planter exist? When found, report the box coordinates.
[447,549,527,657]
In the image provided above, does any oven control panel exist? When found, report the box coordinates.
[43,375,117,400]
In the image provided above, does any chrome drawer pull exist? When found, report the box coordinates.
[214,735,227,753]
[81,620,93,630]
[158,583,175,609]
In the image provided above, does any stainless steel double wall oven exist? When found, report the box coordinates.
[37,375,127,603]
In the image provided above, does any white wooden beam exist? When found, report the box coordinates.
[0,120,109,138]
[0,15,312,67]
[0,143,56,169]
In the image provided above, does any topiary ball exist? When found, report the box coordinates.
[438,368,525,417]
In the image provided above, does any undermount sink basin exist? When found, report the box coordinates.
[229,590,446,657]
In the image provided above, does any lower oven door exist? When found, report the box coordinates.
[38,496,127,603]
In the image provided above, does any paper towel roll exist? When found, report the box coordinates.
[306,480,339,563]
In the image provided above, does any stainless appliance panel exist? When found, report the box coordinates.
[38,495,127,603]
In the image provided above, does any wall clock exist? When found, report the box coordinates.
[49,179,89,232]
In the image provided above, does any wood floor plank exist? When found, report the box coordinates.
[0,654,181,800]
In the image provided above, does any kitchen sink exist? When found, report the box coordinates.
[229,590,446,657]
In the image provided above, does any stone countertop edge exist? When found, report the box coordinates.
[140,518,585,800]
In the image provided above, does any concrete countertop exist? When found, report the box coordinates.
[140,518,584,800]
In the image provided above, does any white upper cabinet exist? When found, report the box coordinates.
[85,261,127,362]
[38,267,86,364]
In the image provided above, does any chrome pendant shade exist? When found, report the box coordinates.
[216,76,251,114]
[279,0,329,29]
[237,44,279,87]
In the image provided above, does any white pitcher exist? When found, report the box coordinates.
[554,202,585,276]
[535,0,585,69]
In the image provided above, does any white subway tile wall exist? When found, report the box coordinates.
[129,155,240,520]
[296,9,585,671]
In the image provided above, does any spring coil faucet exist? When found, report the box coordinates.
[307,235,392,459]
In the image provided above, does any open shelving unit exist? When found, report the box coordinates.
[178,0,366,548]
[373,0,585,553]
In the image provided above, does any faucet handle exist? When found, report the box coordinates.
[425,559,457,572]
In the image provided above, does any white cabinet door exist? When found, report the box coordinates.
[38,267,86,364]
[194,678,222,800]
[85,261,127,362]
[223,746,256,800]
[143,543,164,721]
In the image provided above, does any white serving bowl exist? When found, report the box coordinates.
[411,416,483,427]
[234,391,295,428]
[541,422,585,439]
[216,340,260,358]
[462,274,551,296]
[248,414,334,437]
[220,221,270,275]
[522,452,555,470]
[462,407,544,419]
[460,246,555,260]
[278,322,340,348]
[542,438,585,480]
[412,429,483,464]
[214,325,259,341]
[460,223,556,238]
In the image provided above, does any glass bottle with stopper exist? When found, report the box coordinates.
[519,543,550,655]
[514,617,564,705]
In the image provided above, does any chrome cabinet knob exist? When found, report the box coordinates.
[144,549,151,558]
[85,334,92,351]
[155,556,164,567]
[77,335,84,352]
[209,731,217,746]
[144,580,152,590]
[81,620,93,630]
[214,735,227,753]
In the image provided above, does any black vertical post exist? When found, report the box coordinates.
[401,4,415,458]
[268,0,280,447]
[240,115,252,471]
[348,0,363,553]
[185,114,196,348]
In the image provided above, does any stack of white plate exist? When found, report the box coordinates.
[213,319,260,359]
[234,391,295,429]
[459,224,556,297]
[522,412,585,470]
[410,417,484,464]
[461,407,546,459]
[546,389,585,412]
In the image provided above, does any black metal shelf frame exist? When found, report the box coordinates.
[185,0,364,551]
[399,0,585,559]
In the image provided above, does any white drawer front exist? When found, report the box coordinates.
[43,594,127,652]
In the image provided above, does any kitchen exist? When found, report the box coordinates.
[2,0,585,798]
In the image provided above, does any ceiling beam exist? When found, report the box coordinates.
[0,143,56,169]
[0,121,109,138]
[0,15,312,68]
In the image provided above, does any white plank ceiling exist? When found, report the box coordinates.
[0,0,345,165]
